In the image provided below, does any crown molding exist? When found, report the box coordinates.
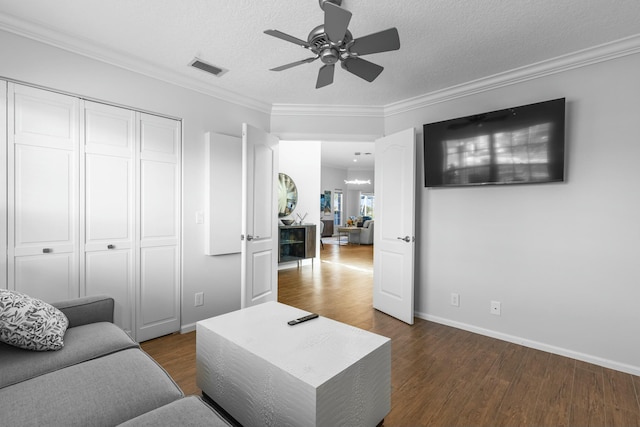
[384,34,640,117]
[270,103,384,117]
[0,12,272,114]
[273,132,381,142]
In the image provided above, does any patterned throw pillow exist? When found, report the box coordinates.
[0,290,69,351]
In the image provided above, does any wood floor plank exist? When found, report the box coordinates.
[604,367,640,413]
[456,373,511,427]
[533,353,575,427]
[494,348,550,426]
[571,366,606,426]
[141,330,199,396]
[487,343,528,383]
[427,347,503,426]
[140,241,640,426]
[603,367,640,426]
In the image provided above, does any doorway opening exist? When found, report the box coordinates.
[277,139,375,308]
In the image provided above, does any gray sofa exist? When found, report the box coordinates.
[0,295,230,427]
[359,220,374,244]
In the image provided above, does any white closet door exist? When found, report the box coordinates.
[82,101,135,336]
[136,113,181,342]
[7,84,79,301]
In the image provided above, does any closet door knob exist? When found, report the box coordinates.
[42,248,52,253]
[107,244,115,249]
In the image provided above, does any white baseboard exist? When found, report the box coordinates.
[180,322,196,334]
[415,311,640,376]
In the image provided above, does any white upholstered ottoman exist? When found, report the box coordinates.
[196,302,391,427]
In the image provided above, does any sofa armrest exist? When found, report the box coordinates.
[52,295,114,328]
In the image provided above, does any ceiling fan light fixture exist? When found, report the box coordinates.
[320,48,339,64]
[264,1,400,89]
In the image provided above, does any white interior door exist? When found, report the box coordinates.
[373,128,416,324]
[7,83,80,302]
[136,113,181,341]
[82,101,135,336]
[241,123,279,308]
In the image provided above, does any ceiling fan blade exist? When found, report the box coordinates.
[270,57,318,71]
[316,64,335,88]
[350,28,400,56]
[264,29,311,49]
[341,57,384,82]
[324,2,352,44]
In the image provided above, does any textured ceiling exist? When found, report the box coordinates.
[1,0,640,109]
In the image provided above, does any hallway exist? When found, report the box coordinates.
[278,238,376,329]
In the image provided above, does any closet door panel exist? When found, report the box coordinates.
[82,101,135,335]
[8,84,79,300]
[85,101,134,155]
[136,113,180,342]
[140,161,177,241]
[14,254,75,301]
[85,250,133,334]
[140,115,179,161]
[13,145,76,251]
[13,85,77,150]
[85,154,133,247]
[139,246,178,323]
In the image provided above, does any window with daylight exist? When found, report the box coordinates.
[360,193,375,218]
[333,190,343,226]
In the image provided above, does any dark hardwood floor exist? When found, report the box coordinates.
[142,238,640,426]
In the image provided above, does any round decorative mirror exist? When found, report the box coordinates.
[278,173,298,218]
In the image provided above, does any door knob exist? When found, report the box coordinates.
[107,244,115,249]
[397,236,413,242]
[246,235,260,241]
[42,248,52,253]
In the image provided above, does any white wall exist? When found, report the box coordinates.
[0,30,271,331]
[271,111,383,141]
[345,168,375,219]
[385,52,640,374]
[279,140,322,263]
[346,169,374,193]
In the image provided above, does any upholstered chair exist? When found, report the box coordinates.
[359,220,374,245]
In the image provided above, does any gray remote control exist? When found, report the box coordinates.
[288,313,319,326]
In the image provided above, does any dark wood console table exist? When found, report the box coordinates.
[278,224,316,265]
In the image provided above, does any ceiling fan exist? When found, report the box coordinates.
[264,0,400,89]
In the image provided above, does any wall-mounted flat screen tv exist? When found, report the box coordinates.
[423,98,566,188]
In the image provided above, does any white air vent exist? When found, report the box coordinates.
[190,58,228,77]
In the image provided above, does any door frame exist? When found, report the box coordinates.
[274,131,416,320]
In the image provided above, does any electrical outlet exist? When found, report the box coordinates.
[450,293,459,307]
[490,300,501,316]
[195,292,204,307]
